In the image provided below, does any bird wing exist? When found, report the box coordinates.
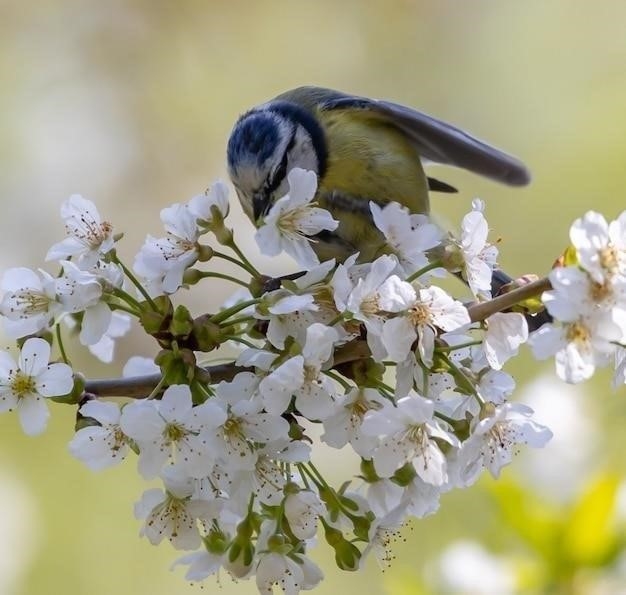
[319,93,530,186]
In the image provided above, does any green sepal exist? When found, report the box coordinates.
[139,296,173,336]
[322,523,361,571]
[155,347,197,385]
[170,304,194,338]
[191,314,227,352]
[50,372,85,405]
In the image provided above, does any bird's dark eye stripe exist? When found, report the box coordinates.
[265,127,296,196]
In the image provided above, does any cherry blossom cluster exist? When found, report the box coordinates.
[0,167,620,594]
[529,211,626,384]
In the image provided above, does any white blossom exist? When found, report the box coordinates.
[460,199,498,298]
[0,267,59,338]
[529,266,625,382]
[321,387,386,458]
[370,201,442,276]
[457,402,552,485]
[68,400,129,470]
[134,203,201,294]
[255,168,338,267]
[379,280,470,367]
[198,395,290,471]
[0,338,73,435]
[256,551,323,595]
[259,323,339,420]
[284,489,325,540]
[120,385,222,478]
[187,180,230,226]
[135,465,219,550]
[483,312,528,370]
[361,394,458,485]
[46,194,115,268]
[570,210,626,284]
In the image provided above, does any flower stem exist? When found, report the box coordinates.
[145,373,168,400]
[406,260,443,284]
[213,249,259,279]
[196,271,251,288]
[225,240,261,279]
[109,286,142,313]
[210,299,259,324]
[55,324,70,365]
[440,353,484,405]
[111,255,158,312]
[436,340,482,353]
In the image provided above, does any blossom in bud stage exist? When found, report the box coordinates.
[187,180,230,227]
[69,400,130,469]
[0,267,59,338]
[460,199,498,298]
[361,394,458,485]
[254,168,338,267]
[46,194,115,268]
[0,338,73,435]
[120,384,222,479]
[456,402,553,485]
[134,203,202,294]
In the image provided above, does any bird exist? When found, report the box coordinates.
[225,84,553,332]
[226,86,530,269]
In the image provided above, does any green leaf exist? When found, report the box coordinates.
[563,474,620,567]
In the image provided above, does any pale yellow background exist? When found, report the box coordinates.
[1,2,625,594]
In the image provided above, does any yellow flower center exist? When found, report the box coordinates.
[590,280,612,303]
[166,423,186,442]
[599,246,618,273]
[10,372,36,397]
[360,294,380,317]
[408,303,431,326]
[303,364,319,384]
[566,321,591,344]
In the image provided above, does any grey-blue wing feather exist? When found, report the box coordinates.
[320,95,531,187]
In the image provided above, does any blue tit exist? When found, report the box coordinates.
[226,86,530,264]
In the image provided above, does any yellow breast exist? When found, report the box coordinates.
[312,109,430,262]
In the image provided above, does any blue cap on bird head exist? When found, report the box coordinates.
[227,103,326,222]
[227,111,281,173]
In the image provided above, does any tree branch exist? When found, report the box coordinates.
[82,279,552,399]
[467,276,552,323]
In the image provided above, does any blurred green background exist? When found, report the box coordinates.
[1,1,626,593]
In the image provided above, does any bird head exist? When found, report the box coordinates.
[227,101,327,223]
